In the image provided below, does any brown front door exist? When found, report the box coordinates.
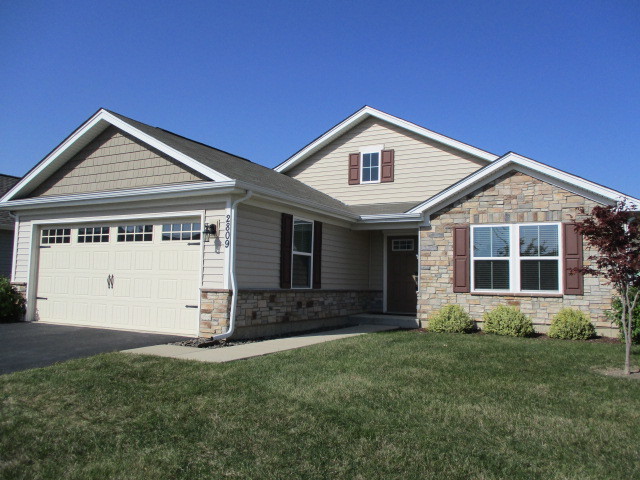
[386,236,418,314]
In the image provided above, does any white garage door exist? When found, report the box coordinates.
[35,219,202,336]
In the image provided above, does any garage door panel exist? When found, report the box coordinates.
[35,218,202,335]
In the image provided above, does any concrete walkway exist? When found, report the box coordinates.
[123,324,396,363]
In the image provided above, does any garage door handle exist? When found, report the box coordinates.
[107,274,114,289]
[36,296,48,300]
[185,305,198,309]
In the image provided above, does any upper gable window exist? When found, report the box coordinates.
[361,152,380,183]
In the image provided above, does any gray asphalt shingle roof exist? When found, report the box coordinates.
[107,111,354,216]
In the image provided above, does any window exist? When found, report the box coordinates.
[392,239,415,251]
[162,222,201,241]
[78,226,110,243]
[361,152,380,183]
[292,218,313,288]
[519,225,559,291]
[471,224,561,293]
[41,228,70,244]
[117,225,153,242]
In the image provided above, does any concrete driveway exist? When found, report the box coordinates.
[0,322,192,375]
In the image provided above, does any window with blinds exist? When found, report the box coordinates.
[471,224,561,293]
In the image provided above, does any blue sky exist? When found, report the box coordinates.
[1,1,638,195]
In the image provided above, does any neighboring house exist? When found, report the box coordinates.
[0,107,637,338]
[0,174,20,278]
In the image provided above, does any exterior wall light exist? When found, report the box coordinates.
[203,223,217,242]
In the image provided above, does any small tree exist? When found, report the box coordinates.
[573,200,640,374]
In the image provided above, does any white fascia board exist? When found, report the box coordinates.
[1,109,231,202]
[0,181,240,211]
[275,106,498,173]
[408,152,640,216]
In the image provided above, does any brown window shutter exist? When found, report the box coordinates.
[452,225,470,293]
[380,149,395,183]
[563,222,584,295]
[280,213,293,289]
[312,221,322,289]
[348,153,360,185]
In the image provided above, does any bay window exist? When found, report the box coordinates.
[471,223,561,293]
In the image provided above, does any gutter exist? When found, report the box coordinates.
[211,190,253,341]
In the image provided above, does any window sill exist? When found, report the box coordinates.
[471,292,563,298]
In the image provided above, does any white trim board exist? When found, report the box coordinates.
[0,109,232,203]
[275,106,498,173]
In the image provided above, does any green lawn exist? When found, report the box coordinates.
[1,331,639,480]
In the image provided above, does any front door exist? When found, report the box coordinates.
[386,236,418,314]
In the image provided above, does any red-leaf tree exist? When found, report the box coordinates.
[574,200,640,374]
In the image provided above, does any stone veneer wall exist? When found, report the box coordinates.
[199,289,383,338]
[418,171,617,337]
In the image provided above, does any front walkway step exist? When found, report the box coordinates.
[122,324,397,363]
[350,313,419,329]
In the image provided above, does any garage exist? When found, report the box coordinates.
[35,218,202,336]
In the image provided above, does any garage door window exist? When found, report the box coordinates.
[162,222,201,241]
[117,225,153,242]
[41,228,71,244]
[78,226,110,243]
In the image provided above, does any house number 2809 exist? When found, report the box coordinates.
[224,215,231,248]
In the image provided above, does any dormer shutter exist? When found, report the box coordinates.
[348,153,360,185]
[381,149,395,183]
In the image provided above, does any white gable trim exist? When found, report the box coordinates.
[274,106,498,173]
[407,152,640,215]
[1,109,231,202]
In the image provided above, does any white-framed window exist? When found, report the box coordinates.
[162,222,201,241]
[361,152,380,183]
[392,238,415,251]
[78,226,110,244]
[471,223,561,293]
[292,218,313,289]
[117,225,153,242]
[41,228,71,245]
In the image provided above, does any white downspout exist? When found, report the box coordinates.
[212,190,253,341]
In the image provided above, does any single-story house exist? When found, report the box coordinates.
[0,107,636,338]
[0,174,21,278]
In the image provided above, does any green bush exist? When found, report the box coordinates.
[483,305,534,337]
[427,304,475,333]
[549,308,595,340]
[607,287,640,344]
[0,277,26,323]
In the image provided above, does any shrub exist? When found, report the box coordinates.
[549,308,595,340]
[428,304,475,333]
[607,287,640,344]
[483,305,534,337]
[0,277,26,323]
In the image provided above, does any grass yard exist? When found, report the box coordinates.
[1,331,639,480]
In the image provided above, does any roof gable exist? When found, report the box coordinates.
[27,126,207,198]
[408,152,640,215]
[275,106,499,173]
[1,109,231,202]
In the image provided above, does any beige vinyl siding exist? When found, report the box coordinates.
[236,205,281,289]
[322,223,370,290]
[369,231,384,290]
[202,207,227,289]
[287,117,487,206]
[0,230,14,278]
[235,204,372,290]
[13,220,31,282]
[28,126,207,198]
